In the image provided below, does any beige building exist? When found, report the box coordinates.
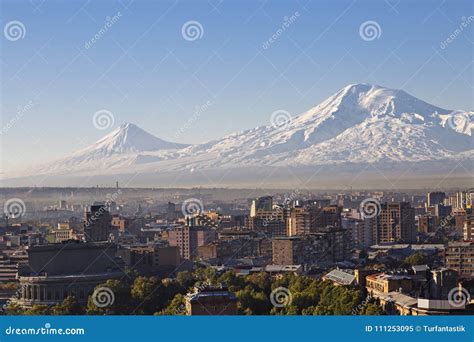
[463,216,474,241]
[366,273,413,294]
[287,207,311,236]
[374,202,416,244]
[52,223,75,242]
[445,242,474,278]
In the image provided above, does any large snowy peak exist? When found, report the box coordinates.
[182,84,472,167]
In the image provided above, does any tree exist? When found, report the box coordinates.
[131,276,161,314]
[157,294,186,315]
[51,296,83,315]
[24,305,50,315]
[235,285,271,315]
[404,252,425,266]
[176,271,195,290]
[361,303,384,315]
[5,302,24,315]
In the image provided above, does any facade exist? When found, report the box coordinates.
[427,192,446,207]
[434,204,452,219]
[185,284,237,315]
[463,216,474,241]
[287,207,312,236]
[13,241,124,308]
[417,215,437,234]
[250,196,273,217]
[272,230,349,266]
[84,204,112,242]
[248,209,286,236]
[374,202,416,244]
[366,273,413,294]
[342,217,370,249]
[445,242,474,279]
[52,223,75,242]
[117,244,180,276]
[197,238,264,262]
[167,226,217,260]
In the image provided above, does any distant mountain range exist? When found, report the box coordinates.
[2,84,473,188]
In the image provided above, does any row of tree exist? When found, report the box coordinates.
[6,267,384,315]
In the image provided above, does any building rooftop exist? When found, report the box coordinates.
[377,291,418,308]
[323,269,356,286]
[265,265,302,273]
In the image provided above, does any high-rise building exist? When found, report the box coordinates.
[59,200,67,209]
[167,202,176,220]
[272,230,350,265]
[463,216,474,241]
[427,191,446,207]
[167,225,217,260]
[342,217,370,249]
[83,204,112,242]
[374,202,416,244]
[287,207,311,236]
[434,204,452,219]
[417,215,437,233]
[250,196,273,217]
[444,191,473,209]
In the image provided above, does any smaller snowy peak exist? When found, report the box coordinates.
[74,123,188,157]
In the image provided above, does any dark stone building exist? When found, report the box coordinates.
[185,284,237,315]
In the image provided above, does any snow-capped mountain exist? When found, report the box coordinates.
[32,123,189,174]
[179,83,473,168]
[4,84,473,186]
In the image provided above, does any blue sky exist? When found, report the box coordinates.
[1,0,472,170]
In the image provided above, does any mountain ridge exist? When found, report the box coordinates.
[3,83,473,185]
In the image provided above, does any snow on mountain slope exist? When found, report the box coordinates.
[7,84,473,179]
[32,123,188,174]
[76,123,188,156]
[178,83,473,168]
